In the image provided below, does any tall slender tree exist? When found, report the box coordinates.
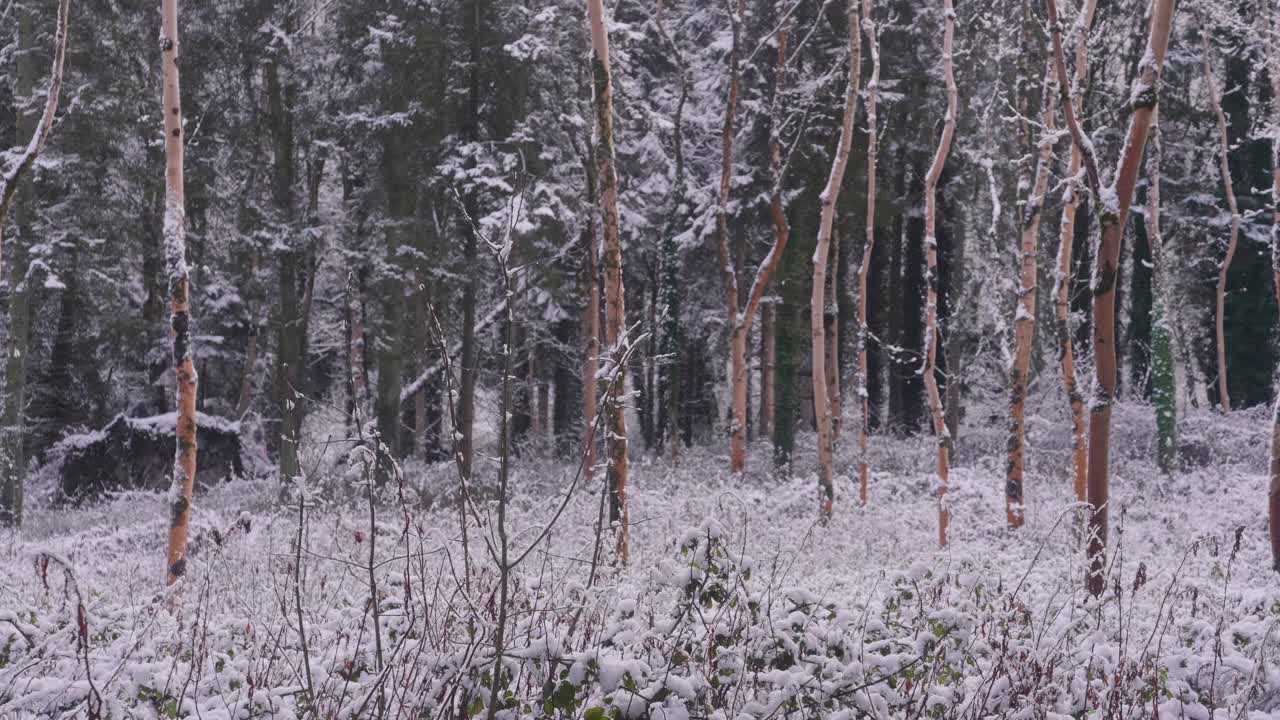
[0,0,70,279]
[267,33,305,486]
[1203,34,1241,415]
[1005,60,1056,529]
[1053,0,1097,506]
[1147,108,1177,475]
[1266,0,1280,573]
[812,0,861,517]
[716,0,746,473]
[160,0,199,587]
[0,0,71,528]
[587,0,630,563]
[856,0,880,507]
[922,0,957,547]
[654,0,688,461]
[457,0,484,483]
[1049,0,1177,596]
[581,142,601,476]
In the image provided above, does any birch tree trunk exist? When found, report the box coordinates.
[1052,0,1096,506]
[1050,0,1176,596]
[161,0,199,586]
[1005,60,1056,529]
[1204,36,1241,416]
[0,0,70,528]
[856,0,879,507]
[812,1,861,519]
[922,0,956,547]
[587,0,630,564]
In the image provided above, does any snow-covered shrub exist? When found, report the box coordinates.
[5,510,1279,719]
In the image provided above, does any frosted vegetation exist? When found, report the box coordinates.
[0,0,1278,716]
[2,401,1278,719]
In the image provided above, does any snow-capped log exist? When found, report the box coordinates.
[55,413,242,502]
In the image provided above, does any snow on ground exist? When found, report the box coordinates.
[2,401,1279,718]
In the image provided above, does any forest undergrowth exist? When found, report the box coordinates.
[1,401,1279,719]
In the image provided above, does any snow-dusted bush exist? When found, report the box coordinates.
[3,507,1279,719]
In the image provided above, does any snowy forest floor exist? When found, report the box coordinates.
[2,400,1280,719]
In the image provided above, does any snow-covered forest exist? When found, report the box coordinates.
[2,0,1280,716]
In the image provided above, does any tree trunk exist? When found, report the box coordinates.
[718,0,746,473]
[348,270,371,424]
[759,302,776,439]
[581,146,601,478]
[923,0,957,547]
[0,0,70,529]
[718,7,798,474]
[825,231,840,441]
[1052,0,1096,507]
[235,248,261,419]
[1204,35,1241,416]
[457,0,483,482]
[942,210,966,452]
[0,0,70,280]
[1271,398,1280,571]
[265,51,306,487]
[654,0,686,463]
[1050,0,1176,596]
[643,277,656,447]
[1005,60,1056,529]
[160,0,199,586]
[587,0,630,564]
[413,268,429,456]
[0,5,34,530]
[376,112,412,461]
[1147,109,1176,475]
[629,279,652,450]
[1267,0,1280,573]
[552,316,579,457]
[537,374,549,445]
[857,0,879,506]
[812,2,860,519]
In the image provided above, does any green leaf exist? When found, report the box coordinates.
[551,681,577,711]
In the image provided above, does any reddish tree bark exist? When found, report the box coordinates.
[587,0,630,564]
[1050,0,1176,595]
[723,11,799,474]
[161,0,199,587]
[1203,35,1241,415]
[1052,0,1096,507]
